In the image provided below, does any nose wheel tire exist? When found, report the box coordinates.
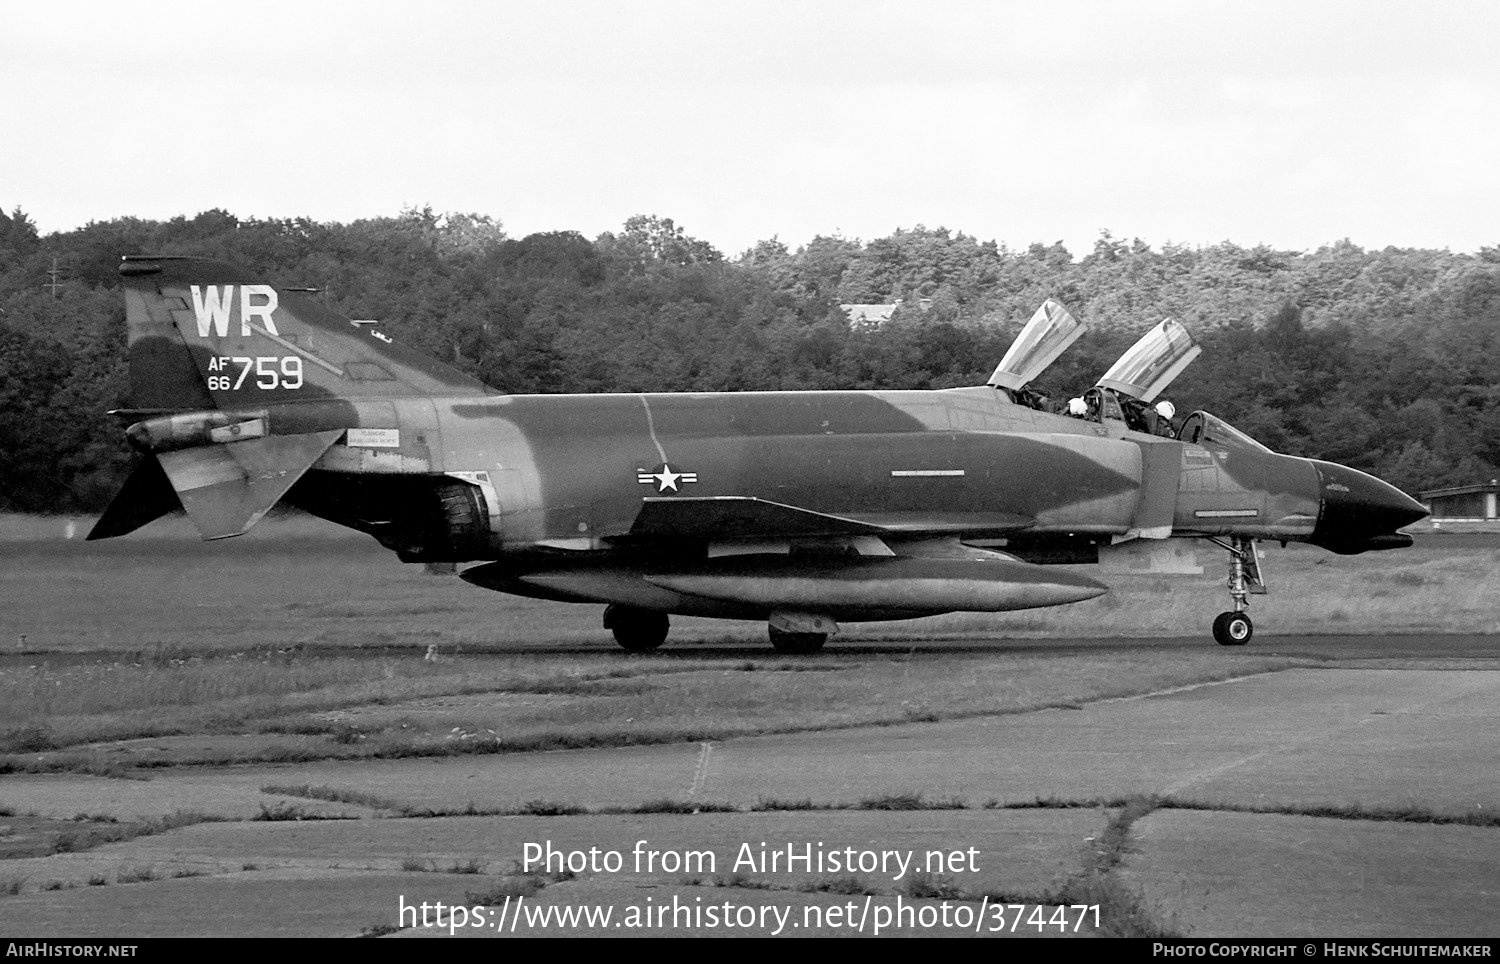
[1213,611,1253,646]
[769,628,827,654]
[604,605,669,652]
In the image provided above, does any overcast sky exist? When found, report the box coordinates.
[3,0,1496,258]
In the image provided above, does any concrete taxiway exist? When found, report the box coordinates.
[1,650,1496,937]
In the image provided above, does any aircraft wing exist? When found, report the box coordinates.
[629,496,1033,541]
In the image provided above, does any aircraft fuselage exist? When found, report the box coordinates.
[278,385,1336,556]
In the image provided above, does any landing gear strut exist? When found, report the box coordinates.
[1207,536,1264,646]
[603,605,669,653]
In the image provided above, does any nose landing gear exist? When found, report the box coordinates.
[1207,536,1264,646]
[1212,610,1253,645]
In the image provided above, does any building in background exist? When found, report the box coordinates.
[839,298,932,328]
[1419,481,1500,525]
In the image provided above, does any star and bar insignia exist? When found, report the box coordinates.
[637,463,698,493]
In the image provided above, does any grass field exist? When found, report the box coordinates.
[5,512,1497,653]
[1,512,1494,770]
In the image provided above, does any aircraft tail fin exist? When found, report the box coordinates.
[119,254,493,412]
[96,254,492,541]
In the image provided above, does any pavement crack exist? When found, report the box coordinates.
[1047,795,1181,938]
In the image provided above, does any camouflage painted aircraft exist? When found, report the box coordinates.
[91,255,1428,652]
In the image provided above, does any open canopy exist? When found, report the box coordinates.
[1096,318,1201,402]
[987,299,1086,391]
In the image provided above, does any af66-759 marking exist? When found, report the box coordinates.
[204,356,303,391]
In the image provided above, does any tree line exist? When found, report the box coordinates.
[2,205,1497,513]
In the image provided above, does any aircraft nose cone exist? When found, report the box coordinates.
[1310,461,1428,553]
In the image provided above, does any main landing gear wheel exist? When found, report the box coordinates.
[768,627,827,655]
[1213,611,1252,646]
[603,605,669,653]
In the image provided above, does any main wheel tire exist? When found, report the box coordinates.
[604,605,669,653]
[1212,611,1253,646]
[768,628,827,655]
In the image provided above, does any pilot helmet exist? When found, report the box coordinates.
[1154,400,1176,420]
[1067,397,1088,416]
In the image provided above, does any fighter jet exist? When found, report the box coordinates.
[90,256,1428,652]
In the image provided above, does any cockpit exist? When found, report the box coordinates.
[1060,317,1204,439]
[1073,386,1178,437]
[1066,391,1267,449]
[988,304,1268,450]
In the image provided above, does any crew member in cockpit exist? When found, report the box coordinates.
[1065,393,1102,420]
[1066,393,1176,436]
[1120,396,1179,436]
[1151,399,1177,437]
